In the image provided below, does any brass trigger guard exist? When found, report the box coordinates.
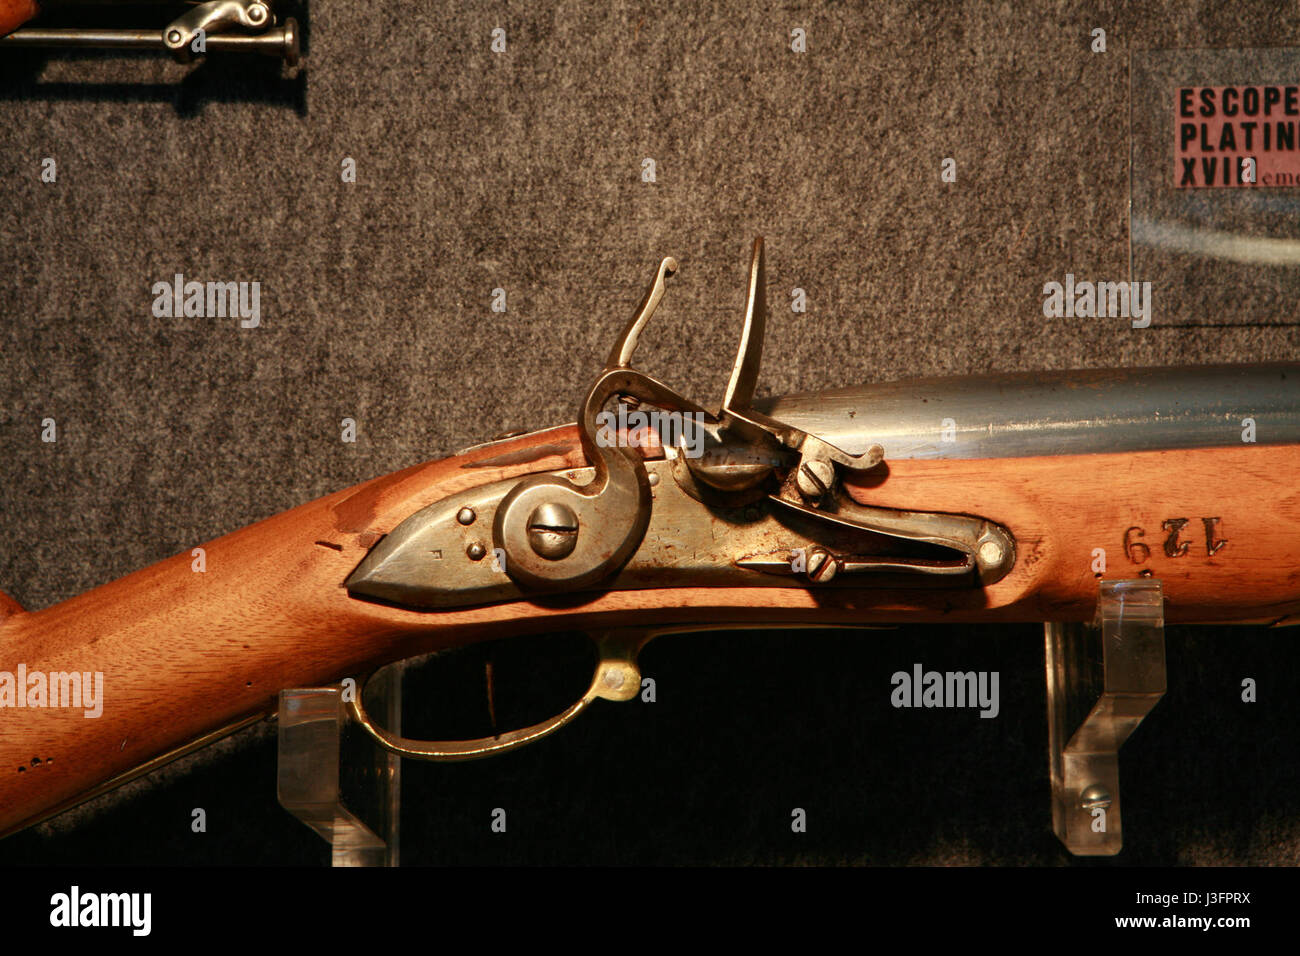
[344,633,648,761]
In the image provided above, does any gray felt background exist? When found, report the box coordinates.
[1,1,1298,865]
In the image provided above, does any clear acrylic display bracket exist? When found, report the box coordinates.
[1045,579,1167,856]
[272,582,1167,863]
[275,665,403,866]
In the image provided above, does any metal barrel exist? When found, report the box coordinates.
[757,364,1300,461]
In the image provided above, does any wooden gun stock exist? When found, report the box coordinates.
[2,419,1298,838]
[0,429,589,838]
[0,0,38,36]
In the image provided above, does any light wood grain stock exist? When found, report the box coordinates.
[0,0,38,37]
[1,428,1297,836]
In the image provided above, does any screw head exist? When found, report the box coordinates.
[806,547,837,583]
[796,458,836,503]
[526,502,579,560]
[977,539,1003,567]
[466,542,486,561]
[166,29,182,44]
[456,507,476,526]
[1080,784,1112,810]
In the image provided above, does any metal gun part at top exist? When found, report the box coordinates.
[0,0,300,63]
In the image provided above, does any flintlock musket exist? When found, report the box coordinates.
[1,238,1298,855]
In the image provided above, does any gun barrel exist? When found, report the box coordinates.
[760,364,1300,460]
